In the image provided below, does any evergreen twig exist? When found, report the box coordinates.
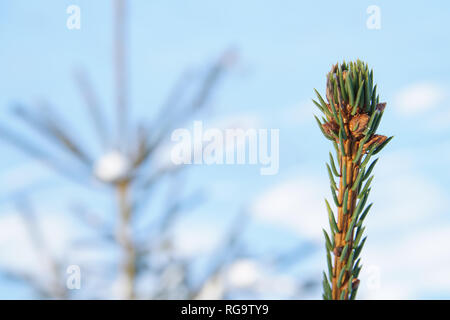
[315,61,391,300]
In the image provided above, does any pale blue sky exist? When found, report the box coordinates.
[0,0,450,299]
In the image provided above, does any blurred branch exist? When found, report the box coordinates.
[0,124,88,185]
[136,188,206,252]
[68,203,114,240]
[115,0,128,146]
[13,103,92,167]
[189,211,249,299]
[190,49,237,112]
[115,180,136,299]
[156,70,193,124]
[74,69,109,149]
[0,0,240,299]
[132,164,185,215]
[13,199,67,299]
[136,50,236,169]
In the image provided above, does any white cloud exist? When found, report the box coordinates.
[394,82,446,115]
[224,258,299,298]
[368,150,449,231]
[252,273,299,298]
[370,176,446,231]
[171,220,222,257]
[0,209,77,296]
[226,259,261,288]
[360,225,450,299]
[0,214,40,270]
[250,176,328,241]
[196,274,225,300]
